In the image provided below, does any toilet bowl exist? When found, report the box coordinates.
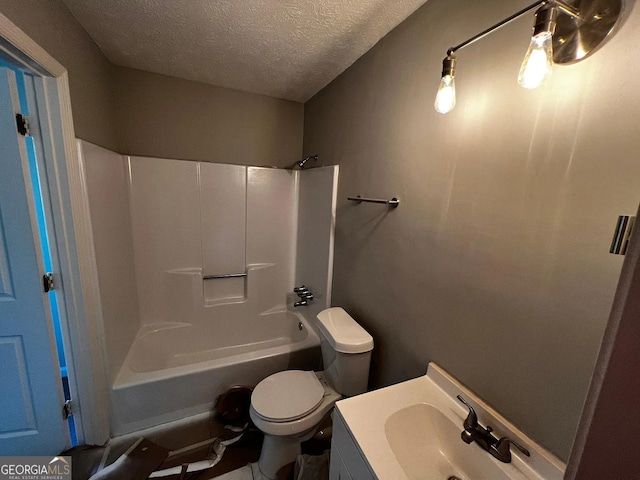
[250,371,340,436]
[250,371,341,478]
[249,307,373,479]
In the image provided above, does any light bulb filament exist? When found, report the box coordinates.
[434,54,457,114]
[435,75,456,114]
[518,32,554,89]
[518,5,557,89]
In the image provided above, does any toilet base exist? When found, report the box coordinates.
[257,431,315,479]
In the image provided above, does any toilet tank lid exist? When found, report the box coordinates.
[316,307,374,354]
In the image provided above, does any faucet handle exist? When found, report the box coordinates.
[491,436,531,462]
[456,395,478,431]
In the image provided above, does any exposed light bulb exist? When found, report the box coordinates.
[518,31,554,89]
[435,75,456,114]
[434,54,457,114]
[518,6,557,89]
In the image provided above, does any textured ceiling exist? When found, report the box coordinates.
[62,0,428,102]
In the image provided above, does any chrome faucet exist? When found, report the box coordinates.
[457,395,530,463]
[293,285,314,307]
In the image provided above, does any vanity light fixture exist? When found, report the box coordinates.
[434,0,623,113]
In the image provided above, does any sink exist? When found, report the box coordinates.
[332,363,565,480]
[385,403,509,480]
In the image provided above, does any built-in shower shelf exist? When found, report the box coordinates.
[203,272,247,280]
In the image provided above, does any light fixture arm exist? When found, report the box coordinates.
[446,0,578,57]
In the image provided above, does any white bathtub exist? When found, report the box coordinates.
[110,309,321,435]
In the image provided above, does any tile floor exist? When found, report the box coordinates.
[65,420,330,480]
[154,427,330,479]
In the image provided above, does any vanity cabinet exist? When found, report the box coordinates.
[330,406,376,480]
[327,364,565,480]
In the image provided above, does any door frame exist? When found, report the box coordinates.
[0,13,109,445]
[564,203,640,477]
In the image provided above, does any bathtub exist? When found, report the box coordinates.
[110,309,321,435]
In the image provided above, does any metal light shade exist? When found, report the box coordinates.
[553,0,624,64]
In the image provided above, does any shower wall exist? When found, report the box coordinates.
[295,166,339,319]
[129,156,298,327]
[80,141,140,380]
[79,139,337,386]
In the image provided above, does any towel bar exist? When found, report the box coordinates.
[348,195,400,208]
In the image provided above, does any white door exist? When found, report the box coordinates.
[0,67,67,454]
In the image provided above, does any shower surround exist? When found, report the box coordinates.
[79,141,337,435]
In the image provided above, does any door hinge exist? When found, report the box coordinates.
[610,215,635,255]
[43,272,55,293]
[15,113,30,136]
[63,400,73,420]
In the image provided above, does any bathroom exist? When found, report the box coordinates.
[1,0,639,478]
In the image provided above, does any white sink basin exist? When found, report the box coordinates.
[385,403,509,480]
[334,363,565,480]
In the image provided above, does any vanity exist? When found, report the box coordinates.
[329,363,564,480]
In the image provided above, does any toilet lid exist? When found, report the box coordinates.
[252,370,325,422]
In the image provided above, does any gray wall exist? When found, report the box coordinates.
[0,0,119,150]
[113,67,304,167]
[0,1,304,167]
[304,0,640,461]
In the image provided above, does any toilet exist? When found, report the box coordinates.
[249,307,374,479]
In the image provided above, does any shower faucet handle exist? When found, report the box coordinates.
[293,285,314,306]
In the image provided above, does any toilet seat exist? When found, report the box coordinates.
[251,370,325,422]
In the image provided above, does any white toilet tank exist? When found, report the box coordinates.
[316,307,374,397]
